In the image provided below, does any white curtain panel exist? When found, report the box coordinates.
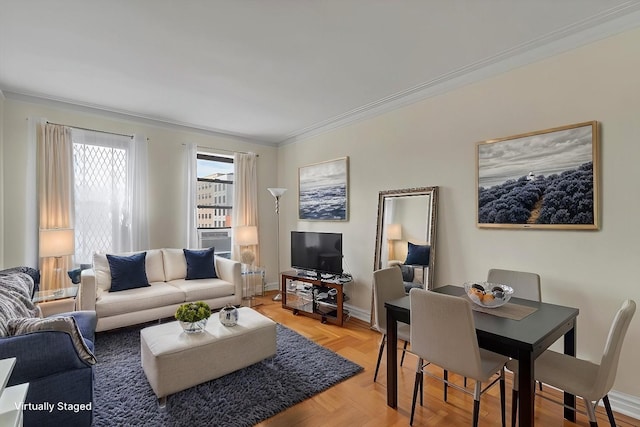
[128,134,150,251]
[38,123,75,291]
[184,143,198,248]
[232,152,259,263]
[71,128,144,256]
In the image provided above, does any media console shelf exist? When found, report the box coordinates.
[281,271,351,326]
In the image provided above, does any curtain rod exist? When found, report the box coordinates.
[46,121,134,139]
[182,143,259,157]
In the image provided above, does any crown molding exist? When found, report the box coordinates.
[281,3,640,145]
[2,90,279,147]
[4,3,640,147]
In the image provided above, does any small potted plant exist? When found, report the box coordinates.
[175,301,211,333]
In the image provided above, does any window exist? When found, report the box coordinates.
[196,153,234,257]
[72,130,130,264]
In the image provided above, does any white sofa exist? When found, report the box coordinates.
[78,248,242,332]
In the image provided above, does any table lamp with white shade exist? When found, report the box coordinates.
[235,225,259,265]
[386,223,402,260]
[39,228,75,290]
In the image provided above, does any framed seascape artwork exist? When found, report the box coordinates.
[477,121,599,230]
[298,157,349,221]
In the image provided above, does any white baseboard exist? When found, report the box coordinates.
[264,281,279,292]
[607,390,640,421]
[343,303,370,324]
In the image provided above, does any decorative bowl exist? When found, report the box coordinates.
[464,282,514,308]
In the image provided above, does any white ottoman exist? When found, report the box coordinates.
[141,307,276,400]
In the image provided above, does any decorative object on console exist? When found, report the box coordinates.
[477,120,599,230]
[39,227,75,290]
[219,304,239,327]
[267,187,287,301]
[235,225,259,265]
[175,301,212,334]
[298,157,349,221]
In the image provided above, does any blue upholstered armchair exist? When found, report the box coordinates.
[0,269,96,427]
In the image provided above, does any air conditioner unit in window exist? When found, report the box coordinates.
[198,229,232,259]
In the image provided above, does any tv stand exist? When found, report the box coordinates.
[281,271,351,326]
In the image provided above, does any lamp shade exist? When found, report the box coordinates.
[235,225,258,246]
[267,187,287,198]
[387,223,402,241]
[39,228,75,258]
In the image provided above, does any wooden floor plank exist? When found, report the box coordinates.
[251,293,639,427]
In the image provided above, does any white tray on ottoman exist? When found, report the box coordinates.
[140,307,276,402]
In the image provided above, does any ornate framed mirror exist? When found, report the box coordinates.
[371,186,438,324]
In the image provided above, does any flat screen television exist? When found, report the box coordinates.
[291,231,343,277]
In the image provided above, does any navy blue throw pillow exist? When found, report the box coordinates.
[106,252,150,292]
[184,248,217,280]
[404,242,430,266]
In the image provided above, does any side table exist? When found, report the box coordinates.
[33,286,79,317]
[241,265,265,308]
[0,358,29,427]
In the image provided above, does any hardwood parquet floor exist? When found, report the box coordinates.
[250,292,639,427]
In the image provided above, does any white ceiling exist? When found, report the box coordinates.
[2,1,640,145]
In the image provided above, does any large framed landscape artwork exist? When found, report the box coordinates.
[298,157,349,221]
[477,121,599,230]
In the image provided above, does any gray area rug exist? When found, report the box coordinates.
[93,323,363,426]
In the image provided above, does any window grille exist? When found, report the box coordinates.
[72,141,127,264]
[196,153,234,256]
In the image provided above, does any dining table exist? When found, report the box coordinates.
[385,285,579,427]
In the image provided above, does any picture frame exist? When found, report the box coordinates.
[298,157,349,221]
[477,121,599,230]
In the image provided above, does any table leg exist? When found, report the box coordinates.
[518,351,535,427]
[386,308,398,408]
[564,322,577,422]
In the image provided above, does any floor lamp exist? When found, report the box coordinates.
[267,187,287,301]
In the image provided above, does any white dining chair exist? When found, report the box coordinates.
[507,299,636,427]
[372,266,411,382]
[486,269,545,387]
[487,269,541,301]
[409,288,508,427]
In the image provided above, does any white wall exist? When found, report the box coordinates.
[1,98,282,283]
[0,90,4,267]
[279,28,640,398]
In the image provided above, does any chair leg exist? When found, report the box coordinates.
[510,389,518,427]
[500,369,506,427]
[419,367,424,406]
[400,340,408,366]
[373,334,386,382]
[584,397,599,427]
[473,382,482,427]
[410,359,423,426]
[443,369,448,401]
[603,395,617,427]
